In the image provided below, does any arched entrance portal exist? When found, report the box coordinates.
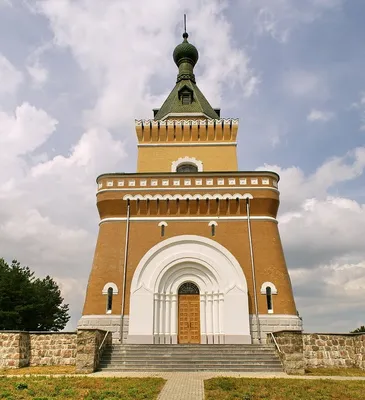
[128,235,251,345]
[178,282,200,344]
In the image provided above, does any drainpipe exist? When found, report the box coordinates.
[246,197,262,344]
[120,200,131,343]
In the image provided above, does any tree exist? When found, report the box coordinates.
[351,326,365,333]
[0,258,70,331]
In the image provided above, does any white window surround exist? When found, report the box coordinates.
[208,221,218,227]
[260,282,278,295]
[158,221,168,227]
[102,282,119,295]
[171,157,203,172]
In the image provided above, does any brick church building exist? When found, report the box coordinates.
[78,30,302,345]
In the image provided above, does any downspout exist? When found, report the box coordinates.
[120,200,131,343]
[246,197,262,344]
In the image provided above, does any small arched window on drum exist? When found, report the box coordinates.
[176,163,198,173]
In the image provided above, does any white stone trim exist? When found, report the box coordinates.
[99,216,278,224]
[208,221,218,226]
[260,282,278,295]
[102,282,119,295]
[158,221,168,227]
[171,157,203,172]
[128,235,251,345]
[97,186,279,193]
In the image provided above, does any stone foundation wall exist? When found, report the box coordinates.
[78,315,125,343]
[250,315,303,344]
[304,333,365,369]
[29,333,77,366]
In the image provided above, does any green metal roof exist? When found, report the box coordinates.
[154,33,219,121]
[154,79,219,120]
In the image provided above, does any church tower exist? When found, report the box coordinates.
[79,30,303,344]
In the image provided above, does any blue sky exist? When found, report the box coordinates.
[0,0,364,333]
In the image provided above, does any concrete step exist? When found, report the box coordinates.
[99,343,283,372]
[100,366,283,372]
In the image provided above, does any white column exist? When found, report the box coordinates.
[213,292,219,344]
[171,293,178,344]
[206,292,213,344]
[159,293,165,344]
[200,292,207,344]
[218,293,224,343]
[165,293,171,344]
[153,293,160,344]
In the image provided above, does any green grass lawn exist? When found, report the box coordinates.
[0,376,165,400]
[205,377,365,400]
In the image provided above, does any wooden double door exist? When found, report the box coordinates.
[178,282,201,344]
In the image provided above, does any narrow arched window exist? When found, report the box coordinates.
[266,286,273,313]
[107,287,113,313]
[158,221,167,237]
[209,221,217,237]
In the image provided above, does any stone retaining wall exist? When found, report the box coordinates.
[29,333,77,366]
[268,331,305,374]
[304,333,365,369]
[75,329,112,373]
[0,332,30,368]
[0,331,76,368]
[272,331,365,373]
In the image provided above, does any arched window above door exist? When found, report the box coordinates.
[178,282,200,295]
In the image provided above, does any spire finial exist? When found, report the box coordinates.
[183,14,188,40]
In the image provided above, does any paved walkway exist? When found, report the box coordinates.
[92,371,365,400]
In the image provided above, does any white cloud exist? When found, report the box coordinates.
[352,93,365,131]
[0,54,23,95]
[36,0,257,128]
[307,109,334,122]
[27,62,49,87]
[245,0,344,42]
[0,103,57,157]
[258,147,365,331]
[284,70,327,99]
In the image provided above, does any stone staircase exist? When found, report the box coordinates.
[99,344,283,372]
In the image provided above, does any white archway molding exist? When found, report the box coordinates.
[128,235,251,345]
[171,156,203,172]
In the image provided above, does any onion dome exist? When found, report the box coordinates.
[173,32,199,67]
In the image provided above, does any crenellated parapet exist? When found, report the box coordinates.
[135,118,239,144]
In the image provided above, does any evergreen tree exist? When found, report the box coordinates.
[351,326,365,333]
[0,258,70,331]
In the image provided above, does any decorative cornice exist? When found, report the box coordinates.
[123,193,254,201]
[135,118,239,127]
